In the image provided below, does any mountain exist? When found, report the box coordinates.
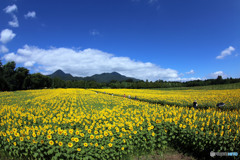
[48,69,82,81]
[48,70,139,83]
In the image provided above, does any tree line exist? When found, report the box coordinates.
[0,61,52,91]
[1,61,240,91]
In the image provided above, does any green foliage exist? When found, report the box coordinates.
[1,60,240,91]
[0,60,52,91]
[15,67,29,90]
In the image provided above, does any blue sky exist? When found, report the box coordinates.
[0,0,239,81]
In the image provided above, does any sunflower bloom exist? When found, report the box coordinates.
[75,138,79,142]
[49,140,54,145]
[108,143,113,147]
[20,137,24,141]
[47,135,52,140]
[152,132,155,136]
[59,141,63,146]
[68,142,73,147]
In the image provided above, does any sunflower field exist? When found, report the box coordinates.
[92,89,240,109]
[0,89,239,159]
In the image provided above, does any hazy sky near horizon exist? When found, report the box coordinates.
[0,0,239,81]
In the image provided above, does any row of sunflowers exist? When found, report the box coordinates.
[92,88,240,109]
[0,89,239,159]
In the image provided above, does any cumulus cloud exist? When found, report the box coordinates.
[216,46,235,59]
[0,29,16,44]
[24,11,36,19]
[8,15,19,27]
[0,45,9,53]
[209,71,227,79]
[186,69,195,74]
[3,45,181,81]
[24,61,35,67]
[3,4,17,14]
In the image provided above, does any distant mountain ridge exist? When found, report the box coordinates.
[48,69,140,83]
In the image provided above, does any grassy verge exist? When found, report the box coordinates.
[0,149,14,160]
[1,146,196,160]
[132,147,196,160]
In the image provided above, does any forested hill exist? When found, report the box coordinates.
[48,69,140,83]
[1,61,240,91]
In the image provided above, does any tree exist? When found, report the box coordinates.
[43,76,52,88]
[125,79,133,83]
[14,67,29,90]
[66,80,74,88]
[2,61,16,90]
[25,73,53,89]
[23,75,31,89]
[52,77,66,88]
[217,75,223,80]
[0,61,8,91]
[216,75,223,84]
[0,60,3,73]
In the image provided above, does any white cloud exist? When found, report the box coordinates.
[216,46,235,59]
[8,15,19,27]
[186,69,195,74]
[4,52,26,64]
[209,71,227,79]
[0,29,16,44]
[0,45,9,53]
[90,30,100,36]
[168,77,201,82]
[3,4,19,28]
[3,45,182,81]
[24,61,35,67]
[24,11,36,19]
[3,4,17,14]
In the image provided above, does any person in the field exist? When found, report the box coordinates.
[193,100,198,109]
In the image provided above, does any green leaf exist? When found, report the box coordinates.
[33,152,39,158]
[48,149,53,155]
[55,152,61,157]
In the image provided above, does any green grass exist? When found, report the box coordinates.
[0,146,196,160]
[151,82,240,90]
[131,146,196,160]
[0,149,15,160]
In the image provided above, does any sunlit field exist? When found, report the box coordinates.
[0,89,239,159]
[92,89,240,109]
